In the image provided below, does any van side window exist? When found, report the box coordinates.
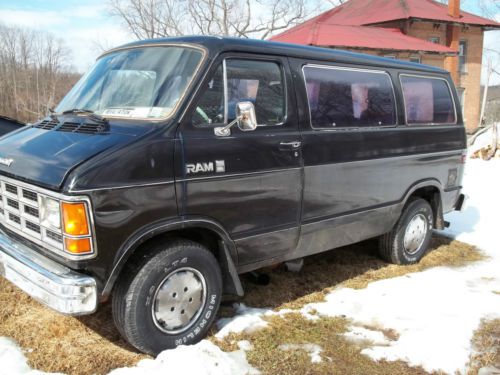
[303,66,396,129]
[226,60,285,125]
[191,65,225,126]
[192,59,285,127]
[400,75,456,125]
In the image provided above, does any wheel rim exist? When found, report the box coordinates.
[152,267,207,335]
[403,213,428,255]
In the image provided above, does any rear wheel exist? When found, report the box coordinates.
[112,239,222,355]
[379,198,433,264]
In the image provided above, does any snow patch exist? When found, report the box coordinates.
[236,340,253,351]
[215,304,270,339]
[278,343,323,363]
[343,326,391,346]
[108,340,259,375]
[0,337,60,375]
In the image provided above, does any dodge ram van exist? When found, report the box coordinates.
[0,36,466,354]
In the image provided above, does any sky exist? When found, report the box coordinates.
[0,0,498,84]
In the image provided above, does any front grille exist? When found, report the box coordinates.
[46,230,63,243]
[7,198,19,210]
[0,176,64,250]
[5,183,18,195]
[8,212,21,225]
[25,220,41,234]
[24,205,39,218]
[23,189,37,202]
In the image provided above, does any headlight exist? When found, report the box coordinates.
[40,196,61,229]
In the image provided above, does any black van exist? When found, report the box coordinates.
[0,36,466,354]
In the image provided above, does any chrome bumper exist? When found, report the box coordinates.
[0,227,97,315]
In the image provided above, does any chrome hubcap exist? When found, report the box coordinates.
[403,213,428,255]
[152,267,206,334]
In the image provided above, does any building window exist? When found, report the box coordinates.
[429,37,440,44]
[459,40,467,74]
[410,55,421,64]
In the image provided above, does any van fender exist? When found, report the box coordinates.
[399,178,445,229]
[101,216,242,298]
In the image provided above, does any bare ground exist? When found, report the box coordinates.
[0,235,486,374]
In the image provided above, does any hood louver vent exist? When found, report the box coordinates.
[58,122,80,132]
[33,119,108,135]
[35,119,59,130]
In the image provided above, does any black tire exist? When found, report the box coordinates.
[112,239,222,355]
[379,198,434,265]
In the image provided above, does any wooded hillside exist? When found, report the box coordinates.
[0,24,80,123]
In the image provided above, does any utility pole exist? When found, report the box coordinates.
[479,58,492,128]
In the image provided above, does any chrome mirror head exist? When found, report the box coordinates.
[236,102,257,132]
[214,101,257,137]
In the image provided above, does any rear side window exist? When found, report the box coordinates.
[303,65,396,129]
[400,75,456,125]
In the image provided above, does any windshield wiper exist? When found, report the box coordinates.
[61,108,108,123]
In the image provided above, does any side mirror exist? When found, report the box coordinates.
[214,101,257,137]
[236,102,257,132]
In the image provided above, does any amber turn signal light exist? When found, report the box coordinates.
[64,237,92,254]
[62,202,90,236]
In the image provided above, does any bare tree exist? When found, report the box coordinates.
[0,23,79,123]
[108,0,325,39]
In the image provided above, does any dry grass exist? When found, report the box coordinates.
[215,313,433,375]
[0,279,146,374]
[240,236,484,310]
[0,235,484,374]
[467,319,500,374]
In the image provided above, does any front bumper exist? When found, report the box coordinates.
[0,227,97,315]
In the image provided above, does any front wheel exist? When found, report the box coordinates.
[379,198,434,265]
[112,239,222,355]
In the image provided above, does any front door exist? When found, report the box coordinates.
[175,54,302,267]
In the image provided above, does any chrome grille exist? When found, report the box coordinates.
[0,176,63,250]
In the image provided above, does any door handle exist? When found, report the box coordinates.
[279,141,302,150]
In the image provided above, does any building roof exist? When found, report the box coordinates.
[270,0,500,53]
[303,0,500,29]
[271,24,455,54]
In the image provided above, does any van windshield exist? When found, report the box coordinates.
[55,46,204,120]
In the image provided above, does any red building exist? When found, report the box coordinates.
[271,0,500,130]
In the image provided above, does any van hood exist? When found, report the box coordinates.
[0,123,148,190]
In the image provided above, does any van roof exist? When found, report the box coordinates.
[109,35,449,75]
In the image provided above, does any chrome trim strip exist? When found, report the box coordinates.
[301,201,398,228]
[223,59,228,124]
[177,167,302,183]
[0,227,97,315]
[0,174,98,261]
[233,224,298,241]
[302,149,462,168]
[399,73,458,126]
[302,64,399,130]
[68,180,175,193]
